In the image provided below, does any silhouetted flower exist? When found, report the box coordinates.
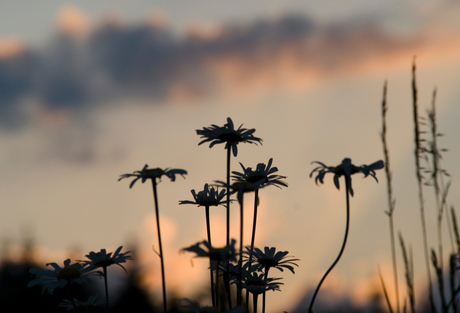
[179,184,227,207]
[59,295,105,311]
[79,246,132,273]
[232,158,287,188]
[240,272,283,295]
[28,259,96,295]
[310,158,384,196]
[245,246,299,274]
[196,117,262,157]
[181,239,237,268]
[119,164,187,188]
[214,180,265,205]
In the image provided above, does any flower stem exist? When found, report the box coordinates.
[103,266,109,312]
[151,179,168,313]
[262,267,270,313]
[238,194,244,307]
[308,178,351,313]
[205,205,216,307]
[246,189,259,311]
[253,293,258,313]
[225,146,233,309]
[66,281,82,313]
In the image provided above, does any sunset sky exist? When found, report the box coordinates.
[2,1,460,311]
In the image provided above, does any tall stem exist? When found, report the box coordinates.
[151,179,168,313]
[66,281,82,313]
[381,80,400,313]
[238,194,244,307]
[308,178,351,313]
[411,59,435,312]
[225,147,233,309]
[246,189,259,312]
[103,266,109,312]
[205,205,216,307]
[262,267,270,313]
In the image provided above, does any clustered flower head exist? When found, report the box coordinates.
[196,117,262,157]
[119,164,187,188]
[79,246,132,273]
[179,183,227,207]
[310,158,384,196]
[28,259,96,295]
[232,158,288,188]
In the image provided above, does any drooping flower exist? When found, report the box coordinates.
[231,158,287,188]
[310,158,384,196]
[179,184,227,207]
[196,117,262,157]
[59,295,105,311]
[181,239,237,269]
[28,259,96,295]
[244,246,299,274]
[118,164,187,188]
[79,246,132,273]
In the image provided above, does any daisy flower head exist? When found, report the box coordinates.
[245,246,299,274]
[79,246,132,273]
[310,158,384,196]
[214,179,266,205]
[232,158,287,188]
[181,239,237,269]
[28,259,95,295]
[196,117,262,157]
[119,164,187,188]
[240,272,283,295]
[59,295,105,311]
[179,183,227,207]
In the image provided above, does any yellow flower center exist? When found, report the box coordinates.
[56,267,81,281]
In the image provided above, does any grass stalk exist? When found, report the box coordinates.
[381,79,400,313]
[411,59,436,312]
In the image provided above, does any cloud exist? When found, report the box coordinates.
[0,7,459,131]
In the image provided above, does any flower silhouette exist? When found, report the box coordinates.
[196,117,262,157]
[28,259,96,295]
[59,295,105,311]
[181,239,237,268]
[244,246,299,274]
[179,184,227,207]
[79,246,132,273]
[214,180,265,205]
[240,272,283,295]
[310,158,384,196]
[118,164,187,188]
[231,158,287,188]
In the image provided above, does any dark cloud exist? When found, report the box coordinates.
[0,14,437,129]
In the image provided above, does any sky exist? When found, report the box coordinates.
[2,1,460,312]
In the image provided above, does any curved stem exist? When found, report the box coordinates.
[151,179,167,313]
[308,179,351,313]
[246,189,259,312]
[205,205,216,307]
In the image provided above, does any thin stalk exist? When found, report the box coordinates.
[225,147,233,309]
[246,189,260,312]
[151,179,168,313]
[238,194,244,307]
[253,293,258,313]
[103,266,109,312]
[411,59,435,312]
[205,205,216,307]
[262,267,270,313]
[381,80,400,313]
[216,260,220,311]
[308,178,351,313]
[66,281,82,313]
